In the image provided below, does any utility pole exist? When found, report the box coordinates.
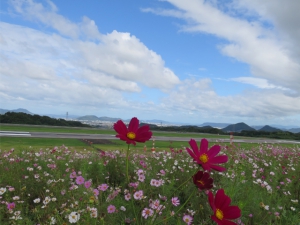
[66,112,68,120]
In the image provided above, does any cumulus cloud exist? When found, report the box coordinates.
[0,0,180,112]
[143,0,300,94]
[163,78,300,119]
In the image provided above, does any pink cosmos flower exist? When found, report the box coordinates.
[76,176,85,185]
[84,181,92,189]
[186,139,228,172]
[183,215,193,225]
[134,190,143,200]
[98,184,109,191]
[70,172,77,179]
[7,202,15,210]
[113,117,152,145]
[93,189,99,196]
[107,205,116,213]
[142,208,154,219]
[171,197,180,206]
[125,193,131,201]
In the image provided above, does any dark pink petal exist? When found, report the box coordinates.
[201,163,211,171]
[223,206,241,219]
[128,117,139,132]
[209,164,227,172]
[207,145,221,158]
[210,155,228,164]
[208,191,215,211]
[186,147,198,161]
[114,120,128,135]
[202,172,210,180]
[221,220,238,225]
[188,139,200,155]
[199,138,208,155]
[135,126,152,142]
[214,189,224,206]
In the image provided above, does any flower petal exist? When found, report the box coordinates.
[128,117,139,132]
[207,145,221,158]
[209,164,227,172]
[199,138,208,155]
[113,120,128,135]
[210,155,228,164]
[223,206,241,220]
[188,139,200,155]
[208,191,215,211]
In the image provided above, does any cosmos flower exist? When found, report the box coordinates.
[113,117,152,145]
[142,208,154,219]
[208,189,241,225]
[186,139,228,172]
[7,202,16,210]
[192,170,213,190]
[182,214,193,225]
[69,212,80,223]
[107,205,116,213]
[171,197,180,206]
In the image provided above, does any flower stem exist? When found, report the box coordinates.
[126,144,130,183]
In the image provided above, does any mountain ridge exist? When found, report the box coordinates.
[1,108,299,133]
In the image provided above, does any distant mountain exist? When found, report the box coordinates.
[222,122,256,132]
[0,108,34,115]
[259,125,282,132]
[77,115,100,120]
[288,128,300,133]
[251,125,264,130]
[140,119,173,124]
[200,122,231,128]
[98,116,122,122]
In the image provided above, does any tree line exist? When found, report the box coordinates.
[0,112,90,127]
[144,124,300,140]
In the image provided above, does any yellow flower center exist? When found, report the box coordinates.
[197,180,204,185]
[127,132,136,139]
[216,209,224,220]
[199,154,208,163]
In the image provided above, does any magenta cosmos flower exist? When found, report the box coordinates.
[192,170,213,190]
[186,139,228,172]
[208,189,241,225]
[113,117,152,145]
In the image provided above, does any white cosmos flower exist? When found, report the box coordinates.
[69,212,80,223]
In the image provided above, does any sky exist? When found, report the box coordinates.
[1,0,300,127]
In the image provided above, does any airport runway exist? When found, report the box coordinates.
[1,131,300,144]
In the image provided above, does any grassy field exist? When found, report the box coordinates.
[0,124,274,140]
[0,135,299,224]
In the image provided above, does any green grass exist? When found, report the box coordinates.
[0,137,92,151]
[0,124,116,135]
[1,136,297,153]
[1,124,272,140]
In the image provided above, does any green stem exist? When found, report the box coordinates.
[126,144,130,183]
[125,144,139,224]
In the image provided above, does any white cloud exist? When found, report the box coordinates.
[230,77,289,90]
[163,78,300,119]
[0,0,180,111]
[144,0,300,94]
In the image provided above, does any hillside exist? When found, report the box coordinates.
[0,108,34,115]
[222,122,256,132]
[259,125,282,132]
[77,115,99,120]
[0,112,90,127]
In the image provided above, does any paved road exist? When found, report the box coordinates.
[1,131,300,144]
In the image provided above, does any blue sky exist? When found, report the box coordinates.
[1,0,300,126]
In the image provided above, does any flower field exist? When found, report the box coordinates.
[0,118,299,224]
